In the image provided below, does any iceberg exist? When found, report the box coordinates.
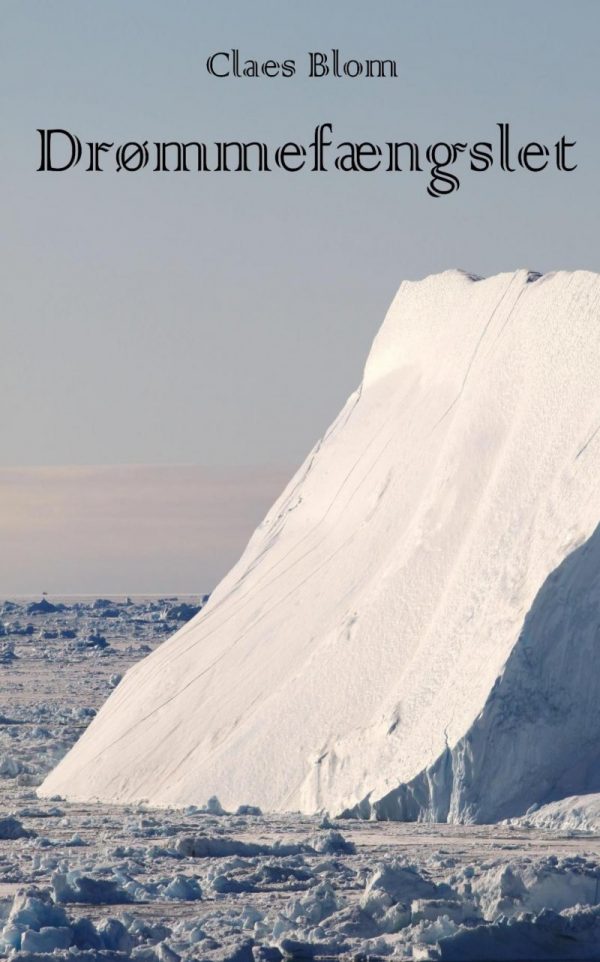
[39,269,600,822]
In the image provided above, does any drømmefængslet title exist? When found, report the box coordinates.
[36,123,577,199]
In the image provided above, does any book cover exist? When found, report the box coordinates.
[2,2,599,959]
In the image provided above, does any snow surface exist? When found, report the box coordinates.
[508,794,600,834]
[40,269,600,821]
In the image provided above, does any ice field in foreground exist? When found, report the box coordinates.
[2,601,600,960]
[40,269,600,822]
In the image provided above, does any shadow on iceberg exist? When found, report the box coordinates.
[344,523,600,823]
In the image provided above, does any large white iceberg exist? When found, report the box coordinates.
[39,269,600,822]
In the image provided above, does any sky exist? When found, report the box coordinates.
[2,0,600,593]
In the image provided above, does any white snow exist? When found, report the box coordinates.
[508,793,600,834]
[39,268,600,822]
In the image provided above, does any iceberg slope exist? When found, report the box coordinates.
[39,269,600,822]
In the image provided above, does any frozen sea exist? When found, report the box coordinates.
[2,596,600,961]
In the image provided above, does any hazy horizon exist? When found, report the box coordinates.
[0,464,290,595]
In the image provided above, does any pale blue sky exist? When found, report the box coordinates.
[1,1,599,591]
